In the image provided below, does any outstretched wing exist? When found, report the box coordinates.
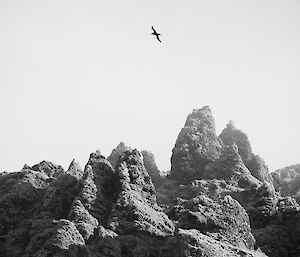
[156,35,161,42]
[151,26,157,33]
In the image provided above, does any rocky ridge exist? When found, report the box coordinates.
[0,106,299,257]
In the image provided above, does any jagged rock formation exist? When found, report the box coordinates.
[159,107,300,257]
[108,149,174,236]
[0,150,175,257]
[1,106,299,257]
[202,144,261,188]
[170,106,222,182]
[141,150,163,187]
[31,160,65,178]
[271,164,300,201]
[107,142,132,170]
[219,121,272,184]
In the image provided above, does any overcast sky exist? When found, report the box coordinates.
[1,0,299,173]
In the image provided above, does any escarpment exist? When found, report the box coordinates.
[1,106,299,257]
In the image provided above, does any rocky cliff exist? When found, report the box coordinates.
[1,106,299,257]
[271,164,300,202]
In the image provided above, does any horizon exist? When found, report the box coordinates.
[1,0,299,173]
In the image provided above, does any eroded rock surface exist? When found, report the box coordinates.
[170,106,222,182]
[108,149,174,236]
[1,106,300,257]
[141,150,163,187]
[271,164,300,201]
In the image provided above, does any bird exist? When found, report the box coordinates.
[151,26,161,42]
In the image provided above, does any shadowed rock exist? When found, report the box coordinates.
[108,149,175,236]
[203,144,261,188]
[77,150,117,226]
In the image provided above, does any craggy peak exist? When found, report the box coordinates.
[1,106,299,257]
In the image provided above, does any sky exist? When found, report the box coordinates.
[0,0,299,173]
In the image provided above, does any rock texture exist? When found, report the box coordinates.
[161,229,267,257]
[1,106,299,257]
[141,150,163,187]
[219,121,272,184]
[108,149,174,236]
[170,106,222,182]
[271,164,300,201]
[107,142,132,170]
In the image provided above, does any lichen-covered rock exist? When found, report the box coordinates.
[141,150,163,187]
[160,229,267,257]
[108,149,175,236]
[170,107,222,183]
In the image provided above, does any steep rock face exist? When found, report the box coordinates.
[170,107,222,182]
[203,144,261,188]
[108,149,174,236]
[76,151,117,226]
[246,155,272,184]
[219,121,253,162]
[141,150,163,187]
[0,168,50,257]
[219,122,271,184]
[66,159,84,179]
[247,183,279,228]
[22,161,84,257]
[38,174,81,220]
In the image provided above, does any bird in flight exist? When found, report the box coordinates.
[151,26,161,42]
